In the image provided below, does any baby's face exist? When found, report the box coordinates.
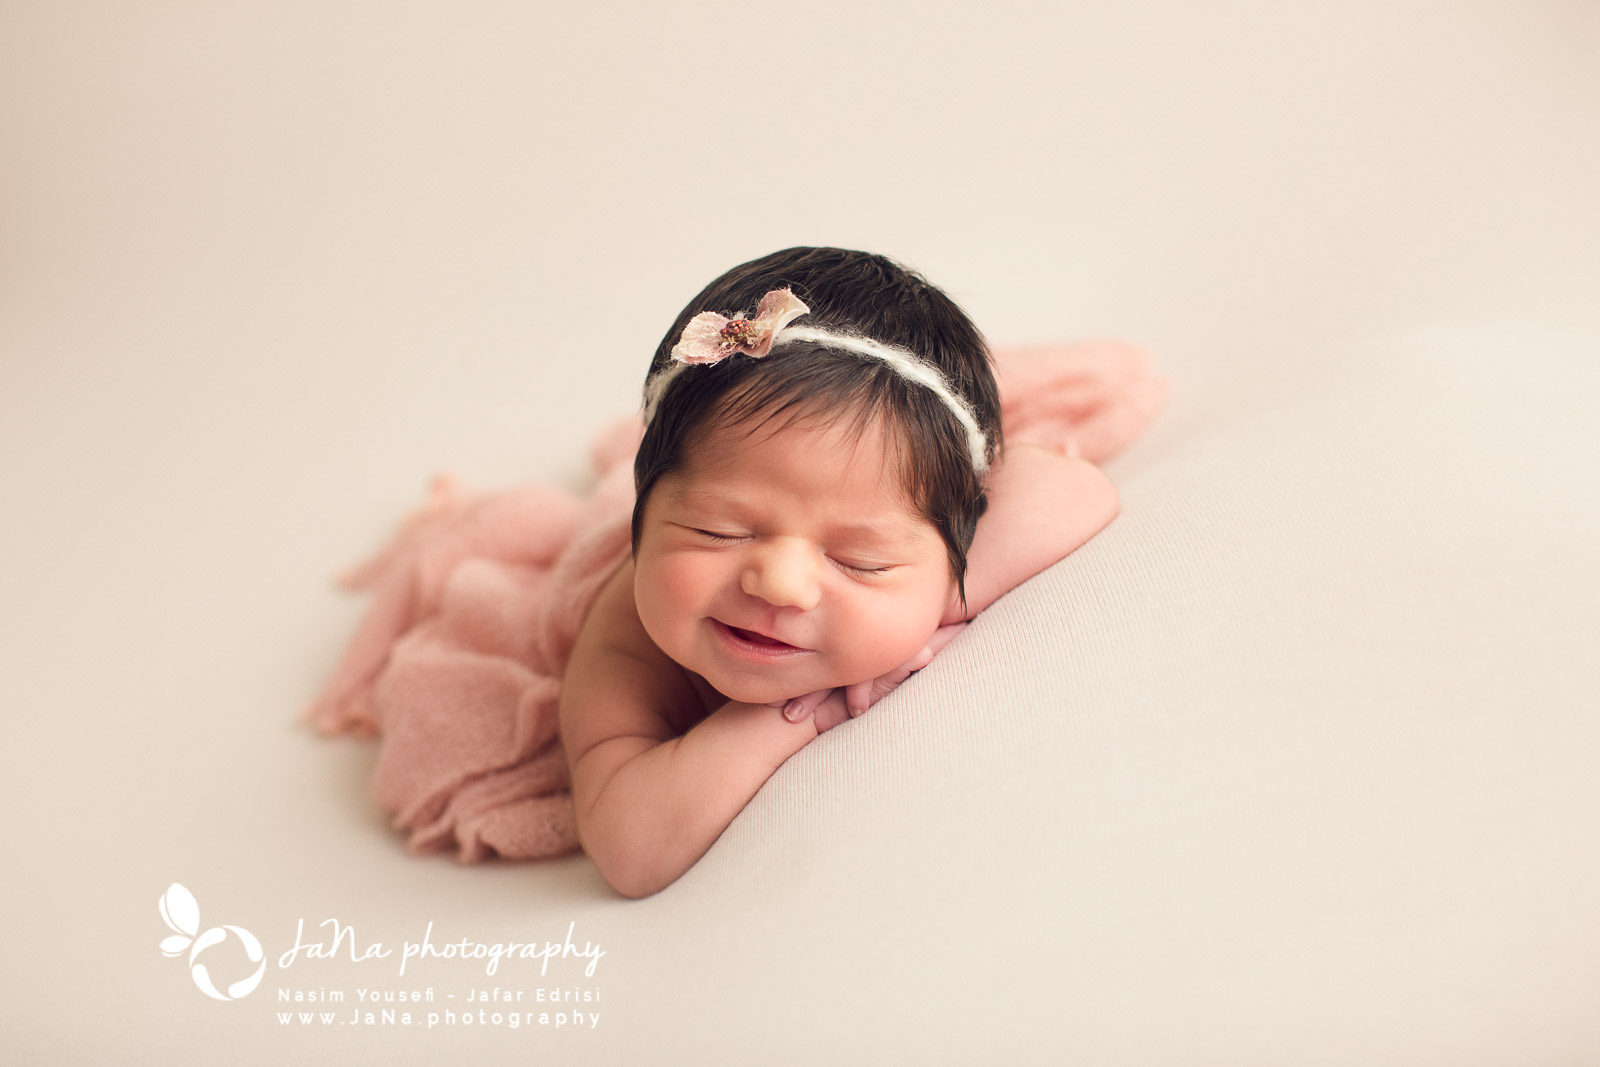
[633,412,958,706]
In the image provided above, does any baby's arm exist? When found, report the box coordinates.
[947,445,1120,624]
[560,561,818,899]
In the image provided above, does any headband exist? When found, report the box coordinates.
[643,288,990,473]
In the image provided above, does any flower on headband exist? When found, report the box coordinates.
[669,288,811,365]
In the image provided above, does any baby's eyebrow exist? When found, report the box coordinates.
[667,487,739,514]
[824,519,937,546]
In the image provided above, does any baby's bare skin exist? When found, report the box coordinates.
[559,434,1118,898]
[560,555,818,898]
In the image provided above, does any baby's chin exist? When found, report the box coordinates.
[701,663,891,708]
[705,672,827,707]
[672,629,944,708]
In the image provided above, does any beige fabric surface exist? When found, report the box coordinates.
[3,2,1597,1063]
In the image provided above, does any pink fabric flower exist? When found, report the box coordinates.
[669,288,811,364]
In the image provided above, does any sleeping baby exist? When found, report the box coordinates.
[308,246,1164,898]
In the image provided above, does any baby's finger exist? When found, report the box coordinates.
[779,688,832,724]
[845,680,875,718]
[865,662,914,706]
[814,690,852,732]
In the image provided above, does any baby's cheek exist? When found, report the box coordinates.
[849,597,945,676]
[634,552,709,642]
[653,553,711,608]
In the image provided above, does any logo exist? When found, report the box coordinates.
[157,882,266,1001]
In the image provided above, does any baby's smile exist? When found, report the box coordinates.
[713,620,815,656]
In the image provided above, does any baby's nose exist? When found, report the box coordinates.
[740,539,821,611]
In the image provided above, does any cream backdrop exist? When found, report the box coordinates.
[3,2,1597,1064]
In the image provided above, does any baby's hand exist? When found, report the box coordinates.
[772,622,968,732]
[841,622,967,717]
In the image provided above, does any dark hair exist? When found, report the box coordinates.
[632,247,1002,604]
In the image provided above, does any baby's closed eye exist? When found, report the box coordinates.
[689,528,748,544]
[676,521,902,578]
[828,557,896,577]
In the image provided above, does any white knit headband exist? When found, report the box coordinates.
[642,288,990,473]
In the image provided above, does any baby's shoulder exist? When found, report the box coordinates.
[560,561,707,764]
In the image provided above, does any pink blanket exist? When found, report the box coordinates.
[307,342,1166,861]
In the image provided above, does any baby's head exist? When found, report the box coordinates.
[630,247,1002,702]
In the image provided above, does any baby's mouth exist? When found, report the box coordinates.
[719,622,809,653]
[728,625,797,649]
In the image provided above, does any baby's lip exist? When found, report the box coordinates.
[716,620,813,653]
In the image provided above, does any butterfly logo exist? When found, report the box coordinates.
[157,882,267,1001]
